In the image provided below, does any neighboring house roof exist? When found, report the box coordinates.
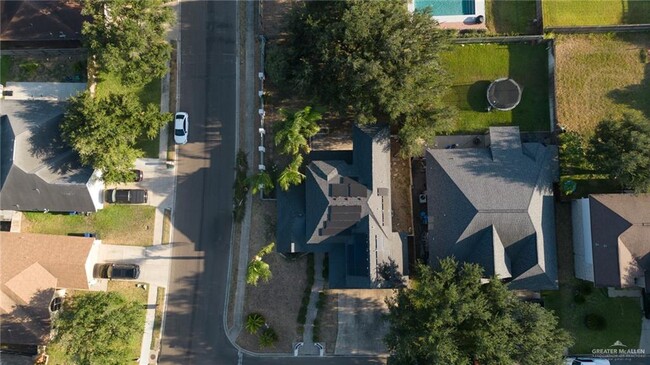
[0,0,84,43]
[425,126,559,291]
[277,125,405,288]
[588,194,650,288]
[0,99,100,212]
[0,232,94,346]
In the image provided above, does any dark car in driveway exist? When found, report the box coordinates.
[94,263,140,280]
[105,189,148,204]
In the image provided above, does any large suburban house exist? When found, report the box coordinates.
[572,194,650,289]
[0,99,104,213]
[0,232,100,354]
[277,125,407,289]
[425,126,559,291]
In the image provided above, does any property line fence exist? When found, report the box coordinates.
[257,35,268,197]
[547,40,557,132]
[0,48,87,57]
[545,24,650,34]
[451,35,544,44]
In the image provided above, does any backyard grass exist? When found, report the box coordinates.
[555,33,650,135]
[543,0,650,27]
[22,205,155,246]
[485,0,538,34]
[543,280,641,354]
[0,55,12,85]
[441,43,550,132]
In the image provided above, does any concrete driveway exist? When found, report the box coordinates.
[97,244,173,288]
[334,289,392,355]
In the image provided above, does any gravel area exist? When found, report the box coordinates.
[236,197,308,352]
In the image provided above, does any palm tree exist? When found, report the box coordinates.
[245,313,266,334]
[277,154,306,191]
[246,243,275,286]
[247,170,274,195]
[259,328,278,348]
[274,106,322,156]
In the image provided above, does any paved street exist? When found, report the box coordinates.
[159,0,238,363]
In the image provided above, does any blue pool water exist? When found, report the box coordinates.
[415,0,476,16]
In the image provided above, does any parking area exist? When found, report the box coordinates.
[95,244,172,288]
[105,157,175,245]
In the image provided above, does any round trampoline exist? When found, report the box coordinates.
[487,78,522,111]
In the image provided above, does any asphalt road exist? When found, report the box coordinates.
[159,0,238,363]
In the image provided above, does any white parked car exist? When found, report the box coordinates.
[174,112,189,145]
[565,357,611,365]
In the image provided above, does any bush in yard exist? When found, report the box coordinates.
[584,313,607,330]
[575,280,593,296]
[259,327,279,348]
[232,150,249,222]
[573,293,586,304]
[588,111,650,193]
[245,313,266,335]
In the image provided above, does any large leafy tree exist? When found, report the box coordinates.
[61,92,170,183]
[51,292,144,365]
[385,259,572,365]
[588,111,650,193]
[269,0,454,156]
[82,0,175,85]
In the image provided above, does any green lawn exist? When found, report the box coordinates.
[485,0,537,34]
[23,205,155,246]
[0,55,12,85]
[441,43,550,132]
[543,0,650,27]
[96,72,163,158]
[555,33,650,135]
[543,280,641,354]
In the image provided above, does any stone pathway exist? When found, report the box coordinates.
[299,253,325,356]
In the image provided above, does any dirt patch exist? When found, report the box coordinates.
[260,0,298,40]
[236,198,308,352]
[4,54,87,83]
[390,139,413,235]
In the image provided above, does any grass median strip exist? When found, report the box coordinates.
[150,287,166,350]
[162,208,172,245]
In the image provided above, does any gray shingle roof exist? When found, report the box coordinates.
[0,100,99,212]
[589,194,650,288]
[277,125,405,288]
[426,126,558,291]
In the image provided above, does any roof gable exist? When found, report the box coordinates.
[589,194,650,287]
[426,127,558,290]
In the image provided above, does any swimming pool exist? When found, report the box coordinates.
[414,0,476,16]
